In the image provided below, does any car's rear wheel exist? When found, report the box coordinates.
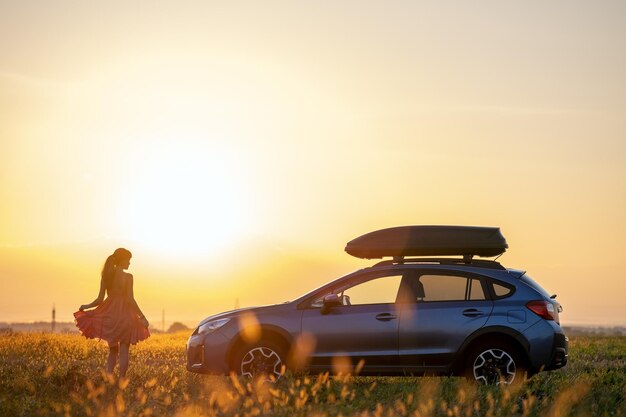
[234,342,286,382]
[465,341,527,386]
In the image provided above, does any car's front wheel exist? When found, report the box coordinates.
[465,341,527,386]
[234,342,286,382]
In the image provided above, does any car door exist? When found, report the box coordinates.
[301,270,407,372]
[398,271,494,371]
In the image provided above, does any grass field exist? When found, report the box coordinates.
[0,332,624,417]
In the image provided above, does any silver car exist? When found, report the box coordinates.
[186,226,567,384]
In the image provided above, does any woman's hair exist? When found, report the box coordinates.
[101,248,132,288]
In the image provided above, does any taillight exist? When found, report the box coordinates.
[526,300,555,320]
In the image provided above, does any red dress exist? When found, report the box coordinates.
[74,272,150,345]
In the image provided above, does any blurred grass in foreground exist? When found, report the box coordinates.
[0,332,624,417]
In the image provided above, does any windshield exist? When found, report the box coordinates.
[292,270,360,304]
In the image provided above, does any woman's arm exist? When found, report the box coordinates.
[127,274,149,327]
[79,278,106,310]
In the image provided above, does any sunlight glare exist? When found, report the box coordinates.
[119,139,251,260]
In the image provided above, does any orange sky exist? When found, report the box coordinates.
[1,1,625,328]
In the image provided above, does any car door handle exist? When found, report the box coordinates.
[375,313,397,321]
[462,309,484,317]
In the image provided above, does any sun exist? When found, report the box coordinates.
[118,139,252,260]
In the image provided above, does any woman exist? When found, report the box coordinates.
[74,248,150,377]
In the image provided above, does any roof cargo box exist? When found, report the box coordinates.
[345,225,508,259]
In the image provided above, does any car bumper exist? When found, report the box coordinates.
[545,332,568,370]
[186,330,231,374]
[523,320,568,372]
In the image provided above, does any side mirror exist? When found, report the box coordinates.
[320,294,341,315]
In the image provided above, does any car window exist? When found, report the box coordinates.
[492,282,514,298]
[419,275,467,301]
[310,274,404,307]
[414,274,489,302]
[342,275,403,305]
[469,278,486,300]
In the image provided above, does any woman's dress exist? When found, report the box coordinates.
[74,272,150,345]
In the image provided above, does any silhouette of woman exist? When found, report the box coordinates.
[74,248,150,377]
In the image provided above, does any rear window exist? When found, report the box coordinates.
[520,273,551,299]
[419,275,467,302]
[415,275,486,302]
[492,282,513,298]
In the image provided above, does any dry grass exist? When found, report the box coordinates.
[0,332,624,417]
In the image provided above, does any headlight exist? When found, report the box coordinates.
[197,318,230,335]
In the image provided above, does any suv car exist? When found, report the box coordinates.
[187,226,568,385]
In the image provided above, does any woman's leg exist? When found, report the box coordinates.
[119,343,130,377]
[107,344,119,374]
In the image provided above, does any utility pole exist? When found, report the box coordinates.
[162,309,165,333]
[235,298,240,310]
[51,303,56,333]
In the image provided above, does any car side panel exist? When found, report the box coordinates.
[484,298,542,334]
[522,319,567,371]
[302,303,399,370]
[398,300,493,369]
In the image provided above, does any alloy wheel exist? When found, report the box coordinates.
[240,347,284,381]
[473,348,516,385]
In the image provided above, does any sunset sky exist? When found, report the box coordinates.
[1,1,625,328]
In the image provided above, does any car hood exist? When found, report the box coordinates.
[197,303,289,326]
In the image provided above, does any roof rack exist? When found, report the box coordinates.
[373,256,506,270]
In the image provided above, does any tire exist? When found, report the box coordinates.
[233,341,287,382]
[464,341,528,386]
